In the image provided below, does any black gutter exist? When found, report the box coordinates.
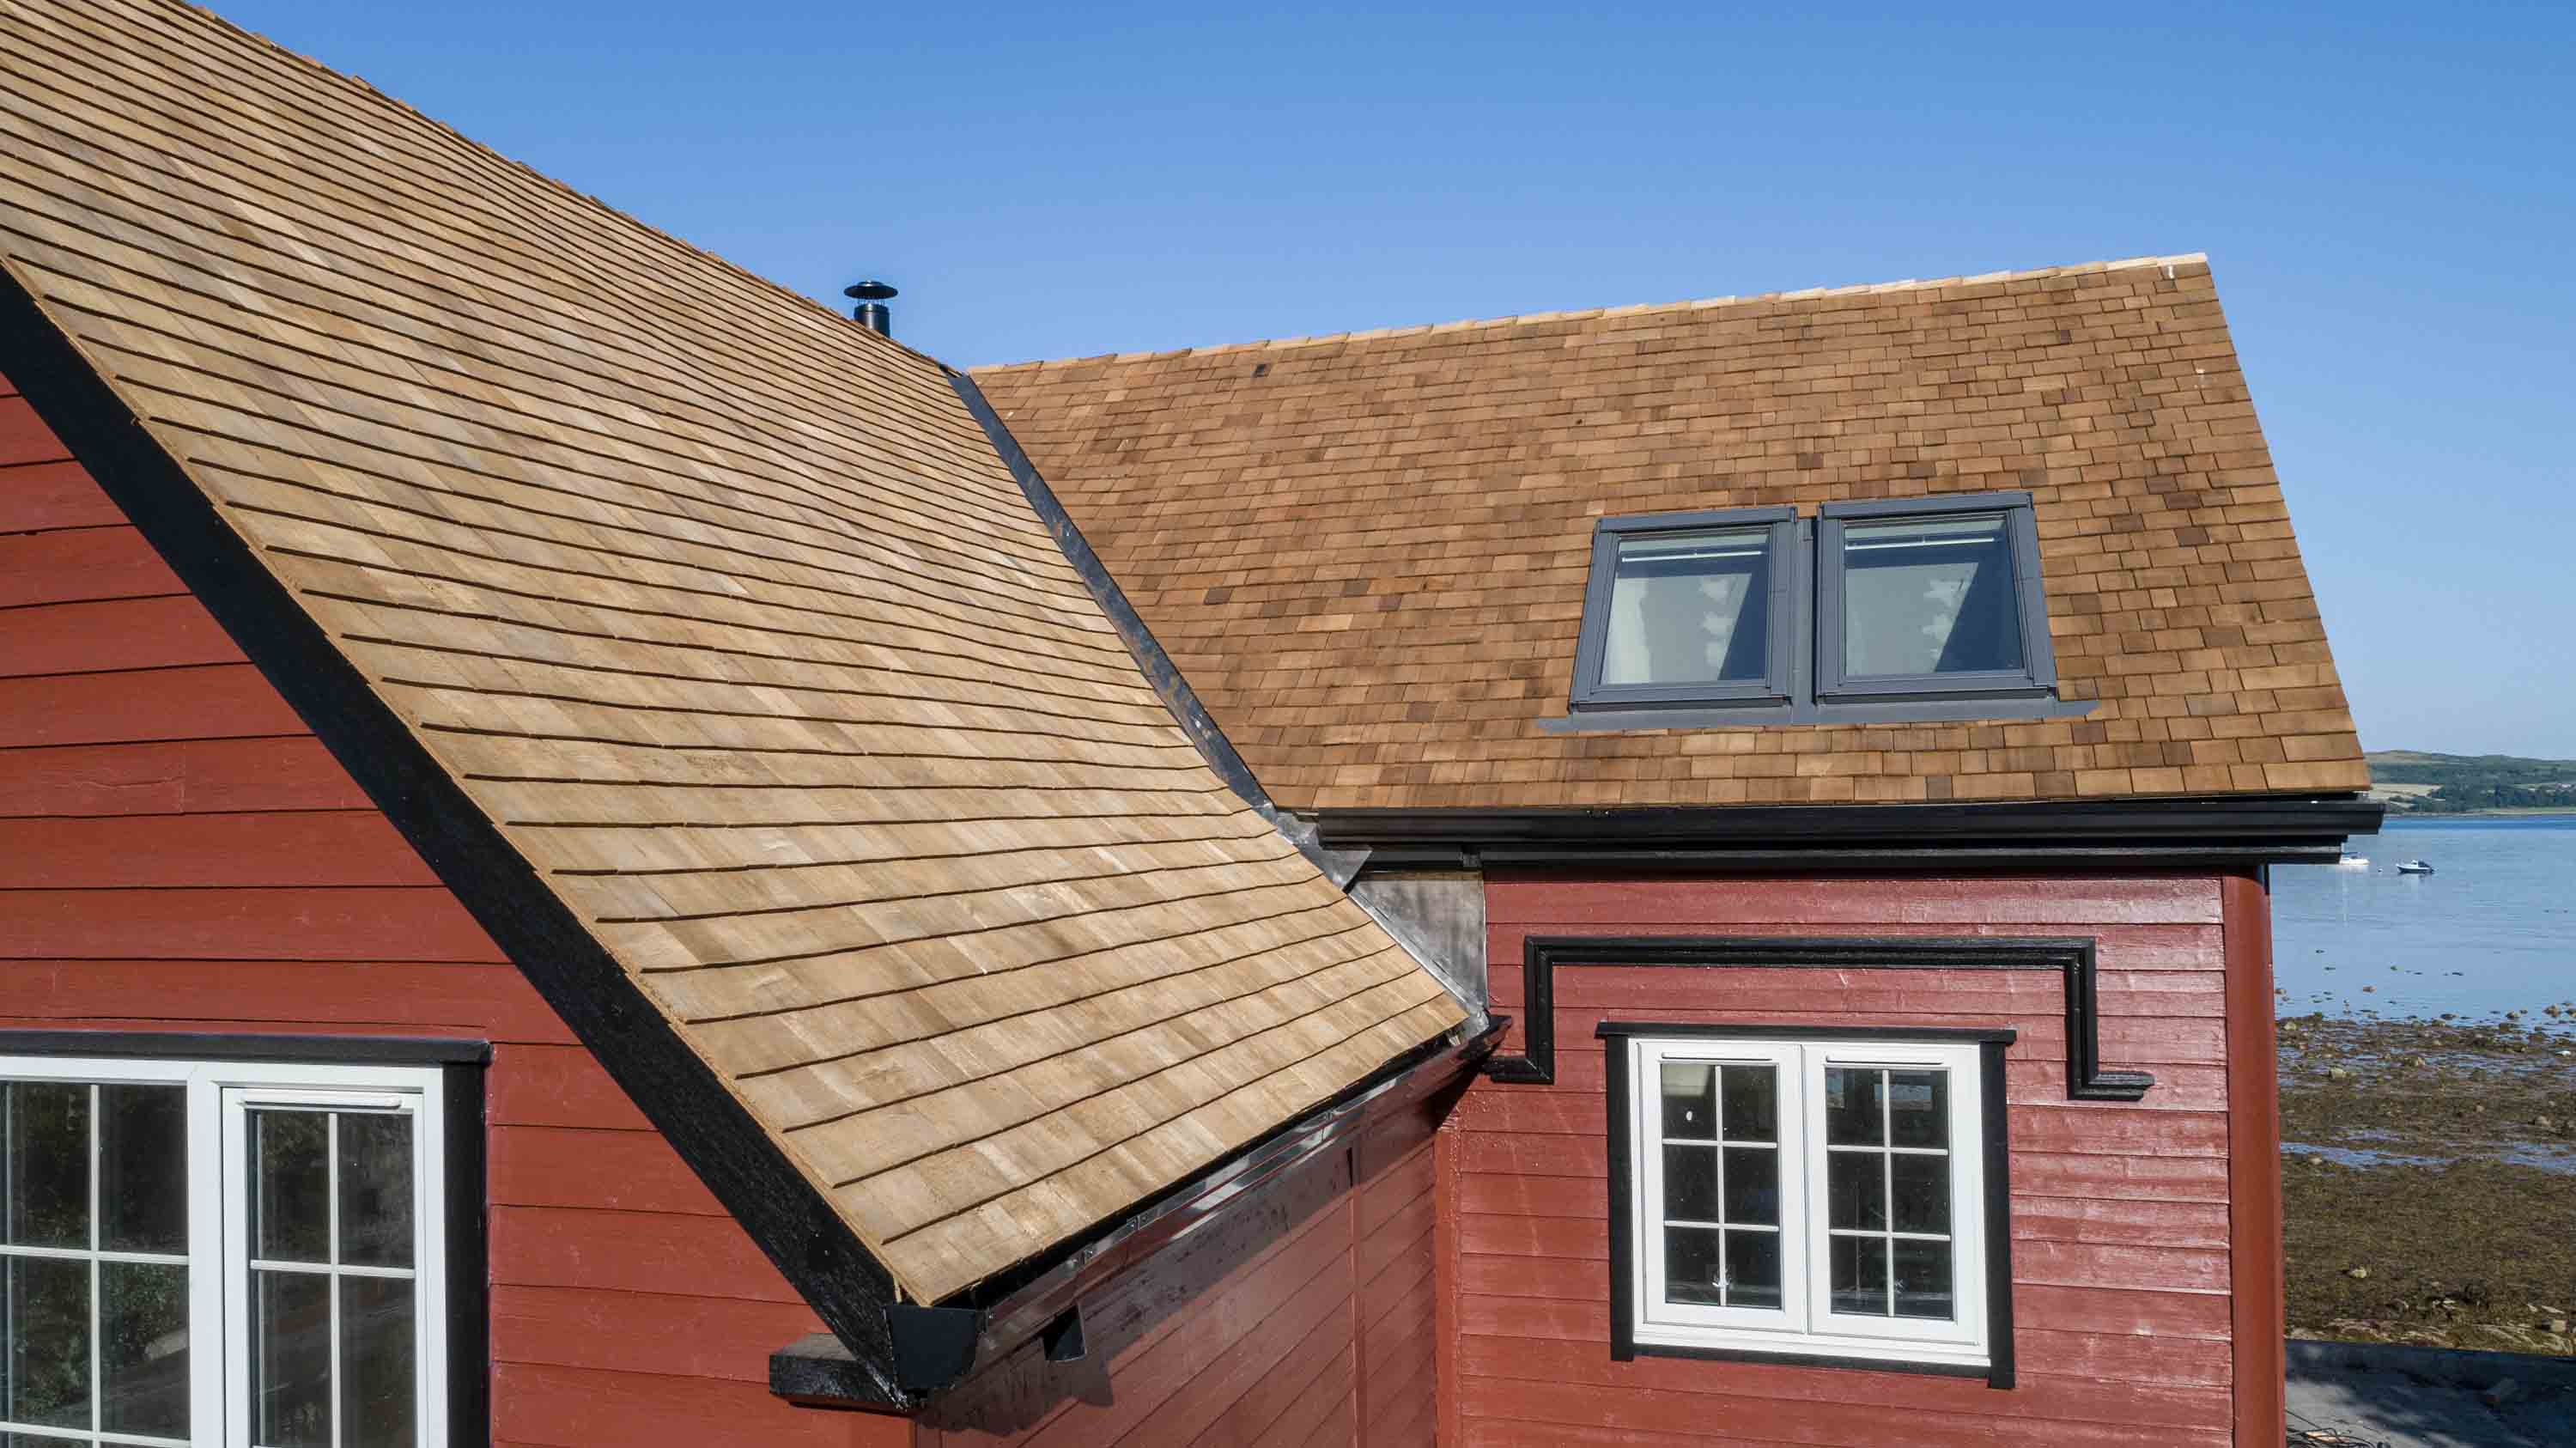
[774,1018,1505,1407]
[1,267,908,1403]
[1315,795,2383,868]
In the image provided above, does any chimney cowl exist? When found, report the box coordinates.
[845,279,896,337]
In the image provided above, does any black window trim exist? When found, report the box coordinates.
[1597,1021,2017,1389]
[1570,506,1798,713]
[1480,934,2153,1104]
[1815,491,2057,703]
[0,1029,491,1446]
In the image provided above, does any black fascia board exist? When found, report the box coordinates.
[0,273,908,1403]
[1314,794,2383,866]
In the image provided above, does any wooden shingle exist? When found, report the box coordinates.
[0,0,1461,1305]
[978,258,2368,811]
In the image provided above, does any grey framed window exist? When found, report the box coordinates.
[1569,508,1795,712]
[1561,492,2069,728]
[1816,494,2055,703]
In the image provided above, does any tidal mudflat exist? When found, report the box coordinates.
[2278,1013,2576,1353]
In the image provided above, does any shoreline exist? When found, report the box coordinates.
[2377,808,2576,819]
[2279,1014,2576,1354]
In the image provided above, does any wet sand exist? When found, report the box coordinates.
[2278,1013,2576,1353]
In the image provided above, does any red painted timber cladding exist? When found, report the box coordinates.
[925,1100,1445,1448]
[0,382,905,1448]
[1449,869,2251,1446]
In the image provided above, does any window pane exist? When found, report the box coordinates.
[1660,1145,1717,1221]
[3,1083,88,1250]
[1826,1152,1886,1231]
[1720,1147,1777,1226]
[1723,1229,1782,1310]
[340,1276,416,1448]
[1890,1153,1951,1235]
[1887,1071,1948,1148]
[1658,1064,1714,1141]
[100,1261,189,1439]
[1600,528,1771,687]
[253,1269,332,1448]
[1662,1226,1724,1306]
[3,1434,88,1445]
[100,1085,186,1255]
[1893,1238,1957,1320]
[337,1113,415,1269]
[1823,1068,1882,1146]
[1830,1234,1890,1317]
[1719,1065,1775,1142]
[2,1256,89,1430]
[1840,514,2024,678]
[252,1110,331,1264]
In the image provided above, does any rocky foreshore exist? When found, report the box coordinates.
[2279,1013,2576,1354]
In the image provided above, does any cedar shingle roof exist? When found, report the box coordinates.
[0,0,1460,1305]
[976,259,2371,812]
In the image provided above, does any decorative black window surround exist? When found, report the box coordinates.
[1484,935,2153,1103]
[1549,492,2094,733]
[0,1031,492,1446]
[1597,1022,2017,1388]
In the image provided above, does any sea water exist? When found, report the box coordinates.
[2271,815,2576,1024]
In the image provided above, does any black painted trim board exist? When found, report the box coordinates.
[1595,1024,2017,1389]
[0,267,911,1403]
[0,1031,492,1066]
[0,1029,495,1441]
[1315,796,2383,867]
[1485,935,2154,1104]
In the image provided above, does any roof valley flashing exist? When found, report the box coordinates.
[947,368,1491,1029]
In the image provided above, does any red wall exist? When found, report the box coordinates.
[925,1098,1444,1448]
[0,372,905,1448]
[1441,870,2259,1447]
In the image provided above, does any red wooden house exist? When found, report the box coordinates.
[1,3,2372,1446]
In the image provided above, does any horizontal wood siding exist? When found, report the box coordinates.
[925,1092,1449,1448]
[0,384,902,1448]
[1452,870,2239,1446]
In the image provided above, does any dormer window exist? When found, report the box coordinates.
[1567,493,2067,725]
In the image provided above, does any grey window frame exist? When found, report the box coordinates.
[1569,507,1798,713]
[1814,492,2057,704]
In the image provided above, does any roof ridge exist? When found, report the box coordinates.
[144,0,947,369]
[969,252,2211,374]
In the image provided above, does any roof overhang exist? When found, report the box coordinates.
[771,1018,1503,1408]
[1311,794,2385,871]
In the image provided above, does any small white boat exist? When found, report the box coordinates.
[2336,852,2369,869]
[2396,859,2435,874]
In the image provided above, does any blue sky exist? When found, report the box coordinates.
[216,2,2576,757]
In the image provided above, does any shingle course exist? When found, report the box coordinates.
[978,258,2367,811]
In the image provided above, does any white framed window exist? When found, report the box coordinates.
[1,1054,453,1447]
[1608,1029,2011,1380]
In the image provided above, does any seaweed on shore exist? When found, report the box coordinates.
[2280,1014,2576,1352]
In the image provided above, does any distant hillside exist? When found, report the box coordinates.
[2366,751,2576,812]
